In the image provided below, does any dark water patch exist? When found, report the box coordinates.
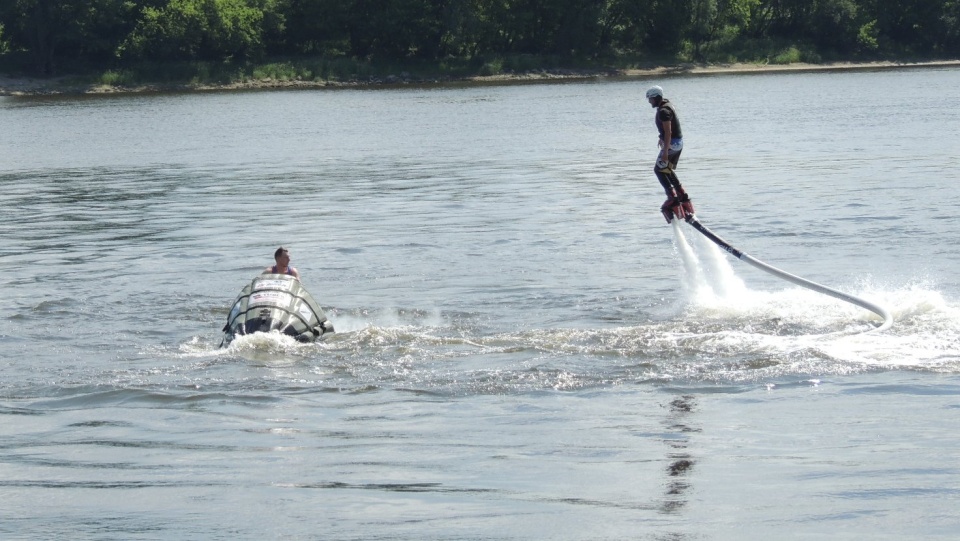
[667,458,695,476]
[67,420,135,428]
[541,496,659,511]
[639,378,743,392]
[29,298,82,315]
[798,467,960,481]
[66,438,241,452]
[0,479,223,489]
[668,395,696,413]
[289,481,499,494]
[29,388,282,410]
[0,406,45,416]
[277,384,373,395]
[5,456,169,470]
[343,384,383,394]
[394,387,447,397]
[799,509,889,522]
[839,383,960,396]
[830,487,960,500]
[665,424,701,434]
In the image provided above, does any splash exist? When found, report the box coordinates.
[170,330,314,365]
[671,220,749,308]
[162,241,960,391]
[670,220,889,333]
[666,222,960,372]
[329,307,446,333]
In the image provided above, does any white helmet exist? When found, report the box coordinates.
[646,85,663,99]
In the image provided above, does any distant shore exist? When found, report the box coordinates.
[3,59,959,96]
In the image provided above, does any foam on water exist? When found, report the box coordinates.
[329,307,446,333]
[667,219,960,373]
[163,273,960,390]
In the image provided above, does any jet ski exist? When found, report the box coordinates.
[221,273,334,347]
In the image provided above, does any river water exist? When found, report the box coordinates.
[2,67,959,539]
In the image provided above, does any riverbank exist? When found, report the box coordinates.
[3,59,959,96]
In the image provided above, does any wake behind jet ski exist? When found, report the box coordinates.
[221,273,334,347]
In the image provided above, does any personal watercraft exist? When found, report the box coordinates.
[221,274,334,346]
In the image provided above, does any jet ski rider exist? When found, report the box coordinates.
[263,246,301,280]
[647,85,695,223]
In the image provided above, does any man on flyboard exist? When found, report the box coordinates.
[647,85,695,223]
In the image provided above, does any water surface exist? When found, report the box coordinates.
[2,67,960,540]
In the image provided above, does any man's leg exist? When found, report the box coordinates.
[656,150,693,222]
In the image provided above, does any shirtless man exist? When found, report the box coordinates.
[263,246,301,279]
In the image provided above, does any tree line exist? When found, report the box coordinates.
[1,0,958,76]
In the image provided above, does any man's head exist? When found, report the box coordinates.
[274,247,290,264]
[646,85,663,107]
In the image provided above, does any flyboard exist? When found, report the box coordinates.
[682,215,892,332]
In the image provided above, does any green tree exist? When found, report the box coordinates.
[438,0,486,58]
[645,0,689,54]
[342,0,444,59]
[0,0,73,73]
[688,0,762,60]
[0,0,136,73]
[766,0,815,40]
[474,0,610,57]
[3,0,958,79]
[603,0,657,52]
[118,0,283,62]
[553,0,608,56]
[809,0,860,54]
[943,0,960,54]
[282,0,351,55]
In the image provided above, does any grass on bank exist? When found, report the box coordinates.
[83,54,606,88]
[0,38,947,91]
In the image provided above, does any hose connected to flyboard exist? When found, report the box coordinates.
[685,216,893,332]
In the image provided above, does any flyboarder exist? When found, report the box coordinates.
[647,85,695,223]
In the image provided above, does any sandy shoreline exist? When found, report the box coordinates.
[2,59,958,96]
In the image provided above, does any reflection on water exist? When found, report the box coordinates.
[661,395,698,515]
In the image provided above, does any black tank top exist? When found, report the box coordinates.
[656,100,682,139]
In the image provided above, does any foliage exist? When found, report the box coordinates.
[0,0,958,78]
[117,0,282,61]
[0,0,139,73]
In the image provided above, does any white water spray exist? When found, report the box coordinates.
[680,216,893,332]
[671,220,748,308]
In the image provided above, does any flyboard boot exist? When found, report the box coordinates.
[660,188,683,223]
[676,187,695,222]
